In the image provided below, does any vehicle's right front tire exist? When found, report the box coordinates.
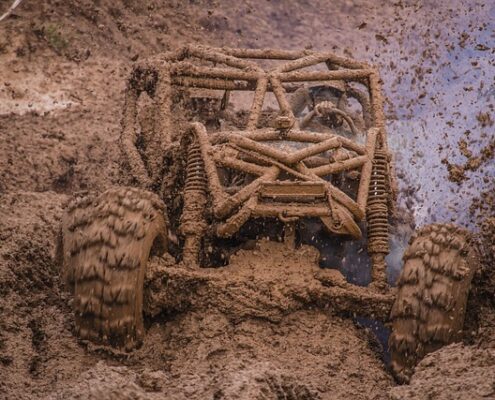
[60,187,167,350]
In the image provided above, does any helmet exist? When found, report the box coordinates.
[308,81,346,106]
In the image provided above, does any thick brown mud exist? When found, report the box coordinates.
[1,1,494,399]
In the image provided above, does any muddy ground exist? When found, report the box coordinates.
[0,1,494,399]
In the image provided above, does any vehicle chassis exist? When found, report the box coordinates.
[121,45,396,290]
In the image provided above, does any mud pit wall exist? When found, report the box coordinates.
[0,1,494,399]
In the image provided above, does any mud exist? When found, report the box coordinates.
[143,241,394,323]
[442,136,495,185]
[390,343,495,400]
[1,0,494,399]
[0,192,392,399]
[45,309,391,400]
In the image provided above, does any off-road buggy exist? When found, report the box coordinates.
[58,45,478,382]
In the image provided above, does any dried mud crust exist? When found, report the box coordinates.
[60,187,167,350]
[389,223,478,382]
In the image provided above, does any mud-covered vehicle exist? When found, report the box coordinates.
[58,45,478,381]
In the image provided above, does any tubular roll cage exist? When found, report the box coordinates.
[190,124,377,237]
[121,45,393,288]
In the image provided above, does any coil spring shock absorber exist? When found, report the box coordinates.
[180,136,208,267]
[367,148,390,288]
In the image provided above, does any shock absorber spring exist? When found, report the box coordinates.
[181,136,208,267]
[184,140,207,194]
[367,148,390,287]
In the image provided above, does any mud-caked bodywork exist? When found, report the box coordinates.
[59,45,478,383]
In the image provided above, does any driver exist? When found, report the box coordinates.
[291,81,353,133]
[291,82,364,271]
[291,81,362,170]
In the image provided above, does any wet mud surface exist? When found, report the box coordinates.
[1,1,494,399]
[390,343,495,400]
